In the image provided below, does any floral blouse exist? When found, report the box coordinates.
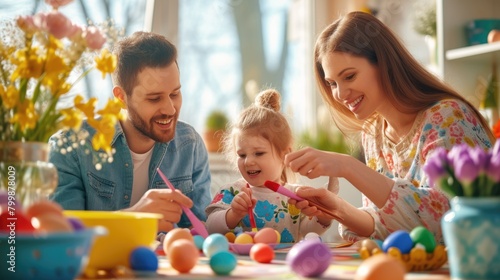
[205,178,329,243]
[341,99,493,244]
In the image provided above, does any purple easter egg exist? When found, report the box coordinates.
[286,239,332,277]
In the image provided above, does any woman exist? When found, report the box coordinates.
[286,11,495,244]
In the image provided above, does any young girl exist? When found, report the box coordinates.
[205,89,331,243]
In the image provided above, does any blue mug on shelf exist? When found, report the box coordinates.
[465,19,500,46]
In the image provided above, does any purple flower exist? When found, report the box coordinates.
[486,152,500,182]
[492,140,500,160]
[423,148,448,187]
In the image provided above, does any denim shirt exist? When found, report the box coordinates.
[48,120,211,228]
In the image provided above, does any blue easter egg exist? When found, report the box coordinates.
[129,246,159,271]
[203,233,229,258]
[209,251,237,275]
[193,235,205,250]
[382,230,413,254]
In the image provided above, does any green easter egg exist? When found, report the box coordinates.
[410,226,436,253]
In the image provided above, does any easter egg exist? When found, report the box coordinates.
[225,231,236,243]
[129,246,158,271]
[361,239,380,253]
[67,217,86,231]
[234,232,253,244]
[203,233,229,258]
[163,228,194,255]
[254,227,277,244]
[25,199,64,219]
[410,226,436,253]
[286,239,332,277]
[275,230,281,243]
[209,251,237,275]
[0,211,35,233]
[167,239,199,273]
[382,230,413,254]
[193,235,205,250]
[250,243,275,263]
[355,254,405,280]
[304,232,321,241]
[31,213,73,233]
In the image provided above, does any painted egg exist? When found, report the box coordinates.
[275,230,281,243]
[167,239,199,273]
[250,243,275,263]
[67,217,86,231]
[203,233,229,258]
[304,232,321,241]
[0,211,35,233]
[129,246,158,271]
[25,200,64,219]
[382,230,413,254]
[254,227,277,244]
[224,231,236,243]
[31,213,73,233]
[234,233,254,244]
[209,251,237,275]
[286,239,332,277]
[361,239,380,253]
[488,29,500,43]
[163,228,193,255]
[410,226,436,253]
[355,254,406,280]
[193,235,205,250]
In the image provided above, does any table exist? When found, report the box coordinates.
[82,243,450,279]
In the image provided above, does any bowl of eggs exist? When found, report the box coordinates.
[358,226,447,272]
[0,200,105,280]
[63,210,162,276]
[228,227,283,255]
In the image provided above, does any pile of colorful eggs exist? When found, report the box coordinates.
[0,199,85,233]
[358,226,448,271]
[160,228,237,275]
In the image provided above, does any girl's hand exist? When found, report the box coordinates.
[230,189,256,218]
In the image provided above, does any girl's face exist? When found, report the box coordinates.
[321,52,387,120]
[235,133,285,188]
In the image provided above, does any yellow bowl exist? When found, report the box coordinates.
[64,210,162,275]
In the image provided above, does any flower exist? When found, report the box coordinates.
[0,0,123,160]
[423,140,500,197]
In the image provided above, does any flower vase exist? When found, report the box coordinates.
[441,197,500,280]
[0,142,58,209]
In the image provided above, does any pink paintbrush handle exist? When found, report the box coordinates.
[157,168,209,238]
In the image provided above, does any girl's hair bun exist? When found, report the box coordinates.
[255,88,281,112]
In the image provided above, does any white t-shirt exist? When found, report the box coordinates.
[130,146,154,205]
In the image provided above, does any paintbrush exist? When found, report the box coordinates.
[264,180,343,221]
[246,183,258,232]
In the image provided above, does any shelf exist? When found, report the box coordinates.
[446,42,500,62]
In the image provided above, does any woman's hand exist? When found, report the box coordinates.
[285,147,347,179]
[124,189,193,232]
[288,186,340,220]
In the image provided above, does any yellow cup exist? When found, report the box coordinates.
[64,210,162,274]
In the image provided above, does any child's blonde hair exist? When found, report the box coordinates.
[222,89,295,183]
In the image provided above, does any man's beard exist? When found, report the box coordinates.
[127,105,175,143]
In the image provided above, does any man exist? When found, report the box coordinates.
[49,31,211,232]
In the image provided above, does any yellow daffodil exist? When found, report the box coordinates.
[11,99,38,131]
[95,49,117,79]
[0,85,19,109]
[60,108,83,131]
